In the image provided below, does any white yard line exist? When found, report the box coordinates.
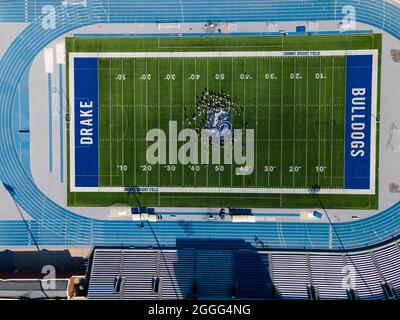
[280,56,284,188]
[109,59,112,187]
[305,56,309,187]
[230,57,233,188]
[323,60,328,175]
[242,58,247,187]
[157,40,160,206]
[158,56,161,194]
[330,57,335,188]
[116,63,120,186]
[267,57,271,187]
[218,57,222,188]
[255,57,259,187]
[318,56,322,186]
[181,59,185,187]
[145,58,149,187]
[194,57,197,187]
[121,59,125,187]
[206,58,209,188]
[267,58,271,186]
[292,58,296,188]
[133,59,136,186]
[169,58,173,187]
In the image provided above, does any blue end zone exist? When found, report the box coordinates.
[344,55,373,190]
[74,58,99,187]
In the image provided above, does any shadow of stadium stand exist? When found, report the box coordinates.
[0,249,87,278]
[175,238,274,299]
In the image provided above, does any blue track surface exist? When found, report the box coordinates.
[0,0,400,249]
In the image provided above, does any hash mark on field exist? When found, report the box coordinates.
[100,103,344,108]
[100,138,343,142]
[158,45,283,49]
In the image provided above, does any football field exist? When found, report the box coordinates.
[67,35,381,208]
[96,52,347,191]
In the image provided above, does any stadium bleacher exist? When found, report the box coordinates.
[87,241,400,300]
[309,254,348,300]
[344,252,386,300]
[270,253,310,299]
[373,243,400,298]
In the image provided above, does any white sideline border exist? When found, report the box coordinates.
[69,49,378,195]
[70,49,376,59]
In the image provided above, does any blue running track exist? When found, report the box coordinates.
[0,0,400,249]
